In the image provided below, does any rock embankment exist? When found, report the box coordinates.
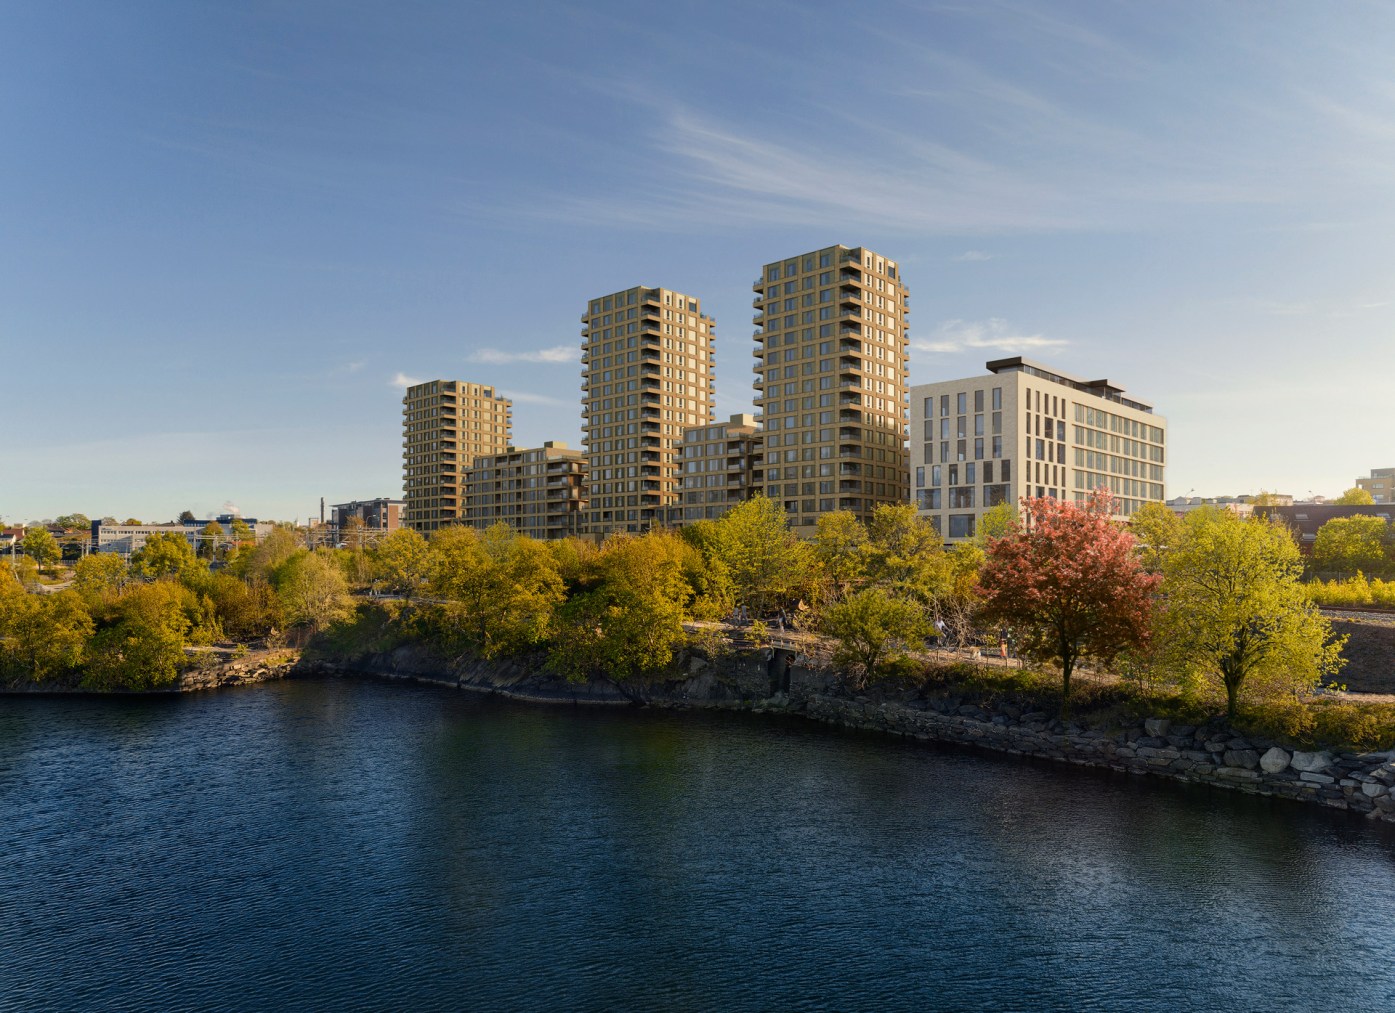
[792,694,1395,824]
[177,651,300,692]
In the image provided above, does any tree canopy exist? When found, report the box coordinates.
[1335,487,1376,506]
[1310,515,1391,576]
[978,492,1158,707]
[1158,507,1344,719]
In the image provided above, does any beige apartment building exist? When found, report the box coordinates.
[1356,468,1394,504]
[463,441,587,541]
[402,379,512,532]
[910,357,1166,540]
[580,285,716,533]
[677,413,763,523]
[752,245,909,533]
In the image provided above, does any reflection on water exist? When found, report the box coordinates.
[2,679,1394,1011]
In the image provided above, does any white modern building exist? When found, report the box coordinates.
[910,357,1167,540]
[91,517,274,555]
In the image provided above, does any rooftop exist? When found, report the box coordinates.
[985,356,1154,413]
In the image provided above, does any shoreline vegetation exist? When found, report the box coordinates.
[5,495,1395,753]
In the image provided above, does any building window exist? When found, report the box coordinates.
[949,514,975,539]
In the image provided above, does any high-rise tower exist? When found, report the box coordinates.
[751,245,909,533]
[580,286,716,533]
[401,379,512,532]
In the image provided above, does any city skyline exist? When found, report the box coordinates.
[3,2,1394,522]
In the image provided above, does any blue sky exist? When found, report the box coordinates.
[3,0,1393,523]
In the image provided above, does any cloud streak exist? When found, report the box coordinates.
[390,371,422,389]
[469,345,579,365]
[914,318,1067,355]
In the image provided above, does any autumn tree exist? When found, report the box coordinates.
[977,492,1159,708]
[813,510,870,602]
[1335,487,1376,506]
[1158,507,1344,719]
[83,581,199,690]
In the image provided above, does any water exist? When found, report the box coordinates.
[3,679,1395,1012]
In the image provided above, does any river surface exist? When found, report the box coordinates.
[3,679,1395,1011]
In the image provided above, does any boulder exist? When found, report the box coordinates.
[1290,750,1334,773]
[1259,747,1291,774]
[1223,748,1260,770]
[1144,717,1172,737]
[1362,781,1389,798]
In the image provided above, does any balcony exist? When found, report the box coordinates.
[839,462,863,476]
[838,408,861,423]
[838,480,863,493]
[839,392,863,406]
[838,357,863,374]
[752,278,764,292]
[838,427,861,442]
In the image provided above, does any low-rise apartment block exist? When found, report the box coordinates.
[331,498,404,537]
[1357,468,1394,504]
[464,442,587,541]
[910,357,1166,540]
[677,414,763,523]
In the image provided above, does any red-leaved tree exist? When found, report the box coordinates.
[977,491,1159,710]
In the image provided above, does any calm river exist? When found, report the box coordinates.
[3,679,1395,1011]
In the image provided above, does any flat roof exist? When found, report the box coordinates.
[984,356,1153,412]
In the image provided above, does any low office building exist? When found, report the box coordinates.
[910,357,1167,540]
[677,413,763,523]
[331,498,404,534]
[464,442,587,541]
[90,517,273,555]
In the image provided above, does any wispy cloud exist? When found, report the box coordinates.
[953,250,993,262]
[390,371,422,389]
[497,389,570,407]
[334,360,365,374]
[469,345,579,365]
[914,318,1067,355]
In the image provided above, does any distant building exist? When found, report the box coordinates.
[0,526,22,552]
[1356,468,1395,504]
[90,517,273,555]
[1253,503,1394,550]
[678,414,763,523]
[1166,496,1255,518]
[331,498,404,534]
[911,357,1167,541]
[464,442,587,541]
[402,380,512,532]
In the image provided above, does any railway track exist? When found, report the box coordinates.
[1319,604,1395,625]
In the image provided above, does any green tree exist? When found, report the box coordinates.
[123,517,142,525]
[55,513,91,531]
[549,533,694,686]
[704,496,812,616]
[813,510,870,601]
[83,581,196,690]
[1310,515,1390,576]
[1129,501,1185,574]
[232,525,299,582]
[863,503,951,607]
[20,528,60,572]
[196,521,223,560]
[425,525,564,659]
[819,587,927,687]
[72,553,130,606]
[1335,487,1376,506]
[0,586,94,683]
[178,510,197,524]
[372,528,429,598]
[978,492,1159,710]
[130,531,203,580]
[1158,507,1345,719]
[229,517,254,542]
[975,502,1019,545]
[275,551,353,633]
[204,572,280,640]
